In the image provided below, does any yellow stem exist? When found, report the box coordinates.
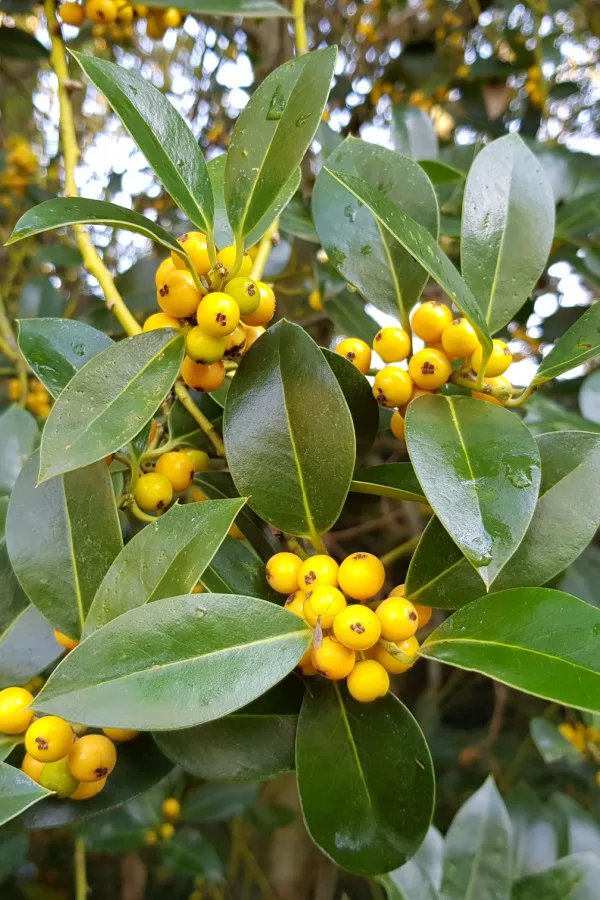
[44,0,141,338]
[74,838,87,900]
[174,380,225,457]
[250,221,279,283]
[380,535,420,567]
[292,0,309,55]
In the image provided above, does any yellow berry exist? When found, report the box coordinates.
[68,734,117,782]
[146,15,166,38]
[180,358,225,393]
[335,338,371,375]
[160,822,176,840]
[115,0,134,20]
[40,757,80,799]
[21,753,45,784]
[0,687,34,734]
[388,584,405,598]
[225,277,260,316]
[297,555,339,592]
[59,1,85,24]
[196,292,240,337]
[471,339,512,377]
[155,451,195,493]
[162,6,181,27]
[143,312,181,332]
[171,232,211,277]
[373,327,411,363]
[441,317,478,358]
[346,659,389,702]
[375,597,419,641]
[157,270,202,318]
[242,324,265,353]
[70,777,107,800]
[133,4,148,14]
[182,448,210,473]
[413,603,432,628]
[241,282,275,327]
[185,327,226,364]
[25,716,73,762]
[333,605,381,650]
[85,0,117,23]
[162,797,181,820]
[228,523,244,540]
[284,591,306,620]
[303,585,347,629]
[390,410,405,441]
[102,728,139,742]
[298,646,317,676]
[145,830,158,845]
[338,552,385,601]
[411,301,453,342]
[373,636,419,674]
[266,552,303,594]
[471,375,512,405]
[217,246,252,277]
[155,257,175,289]
[8,378,21,401]
[223,324,247,360]
[311,636,355,680]
[408,348,452,390]
[372,365,413,408]
[54,630,79,652]
[134,473,173,512]
[309,289,323,311]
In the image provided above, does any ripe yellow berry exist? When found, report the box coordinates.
[180,357,225,392]
[158,270,202,318]
[390,410,405,441]
[171,232,211,277]
[347,659,389,702]
[372,365,413,408]
[284,591,306,620]
[373,636,419,674]
[155,451,195,493]
[160,822,175,840]
[0,687,34,734]
[134,473,173,512]
[399,385,432,414]
[40,758,80,799]
[162,6,181,27]
[303,585,347,630]
[225,277,260,316]
[181,448,209,473]
[59,2,85,24]
[146,14,166,38]
[143,312,181,333]
[217,246,252,277]
[185,326,226,364]
[242,324,265,353]
[196,292,240,337]
[68,734,117,782]
[266,552,303,594]
[145,830,158,845]
[311,636,355,680]
[376,597,419,641]
[115,0,134,21]
[335,337,371,375]
[85,0,117,22]
[102,728,139,742]
[309,289,323,311]
[8,378,21,401]
[25,716,73,762]
[471,339,512,377]
[298,646,317,676]
[373,327,411,363]
[133,4,148,14]
[441,317,478,358]
[413,603,432,628]
[338,552,385,601]
[411,301,453,342]
[471,375,512,405]
[228,523,244,540]
[223,324,247,360]
[162,797,181,820]
[21,753,45,784]
[408,348,452,390]
[155,257,175,289]
[70,777,107,800]
[241,282,275,327]
[54,630,79,652]
[388,584,405,597]
[333,605,381,651]
[297,555,339,592]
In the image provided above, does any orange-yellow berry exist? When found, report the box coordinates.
[25,716,73,762]
[373,636,419,674]
[284,591,307,620]
[441,317,478,358]
[102,728,139,742]
[335,338,371,375]
[162,797,181,820]
[390,410,405,441]
[225,277,260,316]
[413,603,432,628]
[338,552,385,601]
[375,597,419,641]
[134,472,173,512]
[373,327,411,363]
[333,605,381,651]
[157,270,202,318]
[298,646,317,676]
[408,348,452,390]
[242,324,265,353]
[155,257,175,289]
[217,246,252,277]
[196,292,240,337]
[59,2,85,24]
[161,6,181,27]
[297,555,339,592]
[143,312,181,332]
[185,327,226,364]
[181,448,210,473]
[372,365,413,408]
[311,636,355,680]
[70,777,107,800]
[85,0,117,23]
[303,585,347,629]
[346,659,389,702]
[180,358,226,393]
[241,283,275,327]
[388,584,405,598]
[155,451,195,493]
[171,232,211,277]
[223,324,247,360]
[0,687,34,734]
[411,301,453,342]
[54,630,79,652]
[266,552,303,595]
[309,290,323,311]
[68,734,117,782]
[21,753,45,784]
[471,340,512,377]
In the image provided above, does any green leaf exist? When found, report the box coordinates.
[379,829,444,900]
[161,831,224,882]
[84,499,244,636]
[313,138,439,329]
[534,303,600,384]
[511,853,600,900]
[0,25,48,58]
[322,348,380,457]
[461,135,554,334]
[224,320,355,540]
[505,783,558,878]
[392,106,439,160]
[38,330,184,482]
[225,47,337,240]
[0,834,28,883]
[405,517,482,609]
[296,680,434,876]
[440,776,512,900]
[72,54,213,236]
[324,168,492,352]
[419,160,465,184]
[421,587,600,712]
[0,405,38,497]
[405,395,540,585]
[551,794,600,856]
[579,370,600,424]
[0,764,50,827]
[114,259,158,313]
[19,276,64,318]
[322,290,380,345]
[280,194,319,243]
[181,782,258,823]
[200,537,279,603]
[18,318,113,399]
[167,393,222,449]
[529,719,582,765]
[34,593,310,731]
[556,189,600,241]
[0,736,19,763]
[145,0,291,13]
[0,604,59,691]
[351,463,426,504]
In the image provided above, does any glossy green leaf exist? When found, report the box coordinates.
[7,452,123,639]
[461,134,554,334]
[18,318,113,399]
[322,290,380,345]
[419,160,465,184]
[167,393,222,449]
[351,463,426,504]
[181,782,258,823]
[224,320,355,540]
[225,48,337,240]
[313,138,439,328]
[280,194,319,243]
[534,302,600,384]
[505,783,558,878]
[529,719,582,765]
[379,828,444,900]
[440,776,512,900]
[199,537,279,603]
[0,604,59,690]
[392,106,439,160]
[84,499,243,636]
[322,348,379,457]
[0,736,19,763]
[161,831,224,882]
[406,395,540,585]
[579,370,600,424]
[38,329,184,482]
[72,53,213,235]
[34,593,311,731]
[145,0,291,13]
[421,587,600,712]
[323,168,492,352]
[405,517,482,609]
[296,680,434,876]
[556,189,600,241]
[0,764,50,827]
[0,405,38,497]
[511,853,600,900]
[0,25,48,58]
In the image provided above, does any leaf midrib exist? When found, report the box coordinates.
[482,148,515,328]
[445,397,488,570]
[333,682,373,812]
[62,476,85,632]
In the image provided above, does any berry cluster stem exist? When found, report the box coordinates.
[74,838,87,900]
[250,221,279,283]
[174,380,226,457]
[292,0,309,55]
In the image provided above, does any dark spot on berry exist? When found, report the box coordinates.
[304,590,313,600]
[421,362,435,374]
[346,351,356,361]
[376,389,387,404]
[431,301,443,307]
[304,571,316,585]
[316,668,327,677]
[95,766,108,779]
[157,500,165,510]
[248,284,256,296]
[285,595,295,606]
[409,611,417,621]
[216,313,227,326]
[354,553,367,559]
[35,737,49,750]
[452,317,462,326]
[350,622,365,634]
[375,333,382,342]
[266,568,273,582]
[179,233,189,243]
[159,285,168,297]
[503,348,511,356]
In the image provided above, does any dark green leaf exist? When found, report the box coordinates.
[181,782,258,823]
[0,736,19,763]
[559,545,600,607]
[224,321,355,540]
[168,394,222,448]
[406,395,540,585]
[351,463,426,503]
[225,48,336,240]
[0,25,48,58]
[551,794,600,856]
[161,830,224,882]
[34,593,310,730]
[200,537,280,603]
[38,330,184,482]
[0,604,59,691]
[84,499,243,636]
[322,348,379,457]
[19,276,64,318]
[0,834,28,883]
[313,138,439,329]
[534,303,600,384]
[18,318,113,399]
[421,587,600,712]
[461,134,554,334]
[529,719,582,765]
[405,517,482,609]
[7,452,123,638]
[505,783,558,878]
[379,829,444,900]
[556,190,600,241]
[322,290,380,345]
[115,259,160,313]
[392,106,438,160]
[280,194,319,243]
[419,160,465,184]
[145,0,291,13]
[0,764,50,827]
[0,405,38,496]
[296,681,434,876]
[511,853,600,900]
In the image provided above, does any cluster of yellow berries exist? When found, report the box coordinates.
[8,376,52,418]
[266,551,431,703]
[0,685,140,801]
[144,232,274,395]
[335,300,513,440]
[559,721,600,785]
[2,138,38,198]
[59,0,184,39]
[524,65,545,109]
[144,796,181,844]
[134,446,209,513]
